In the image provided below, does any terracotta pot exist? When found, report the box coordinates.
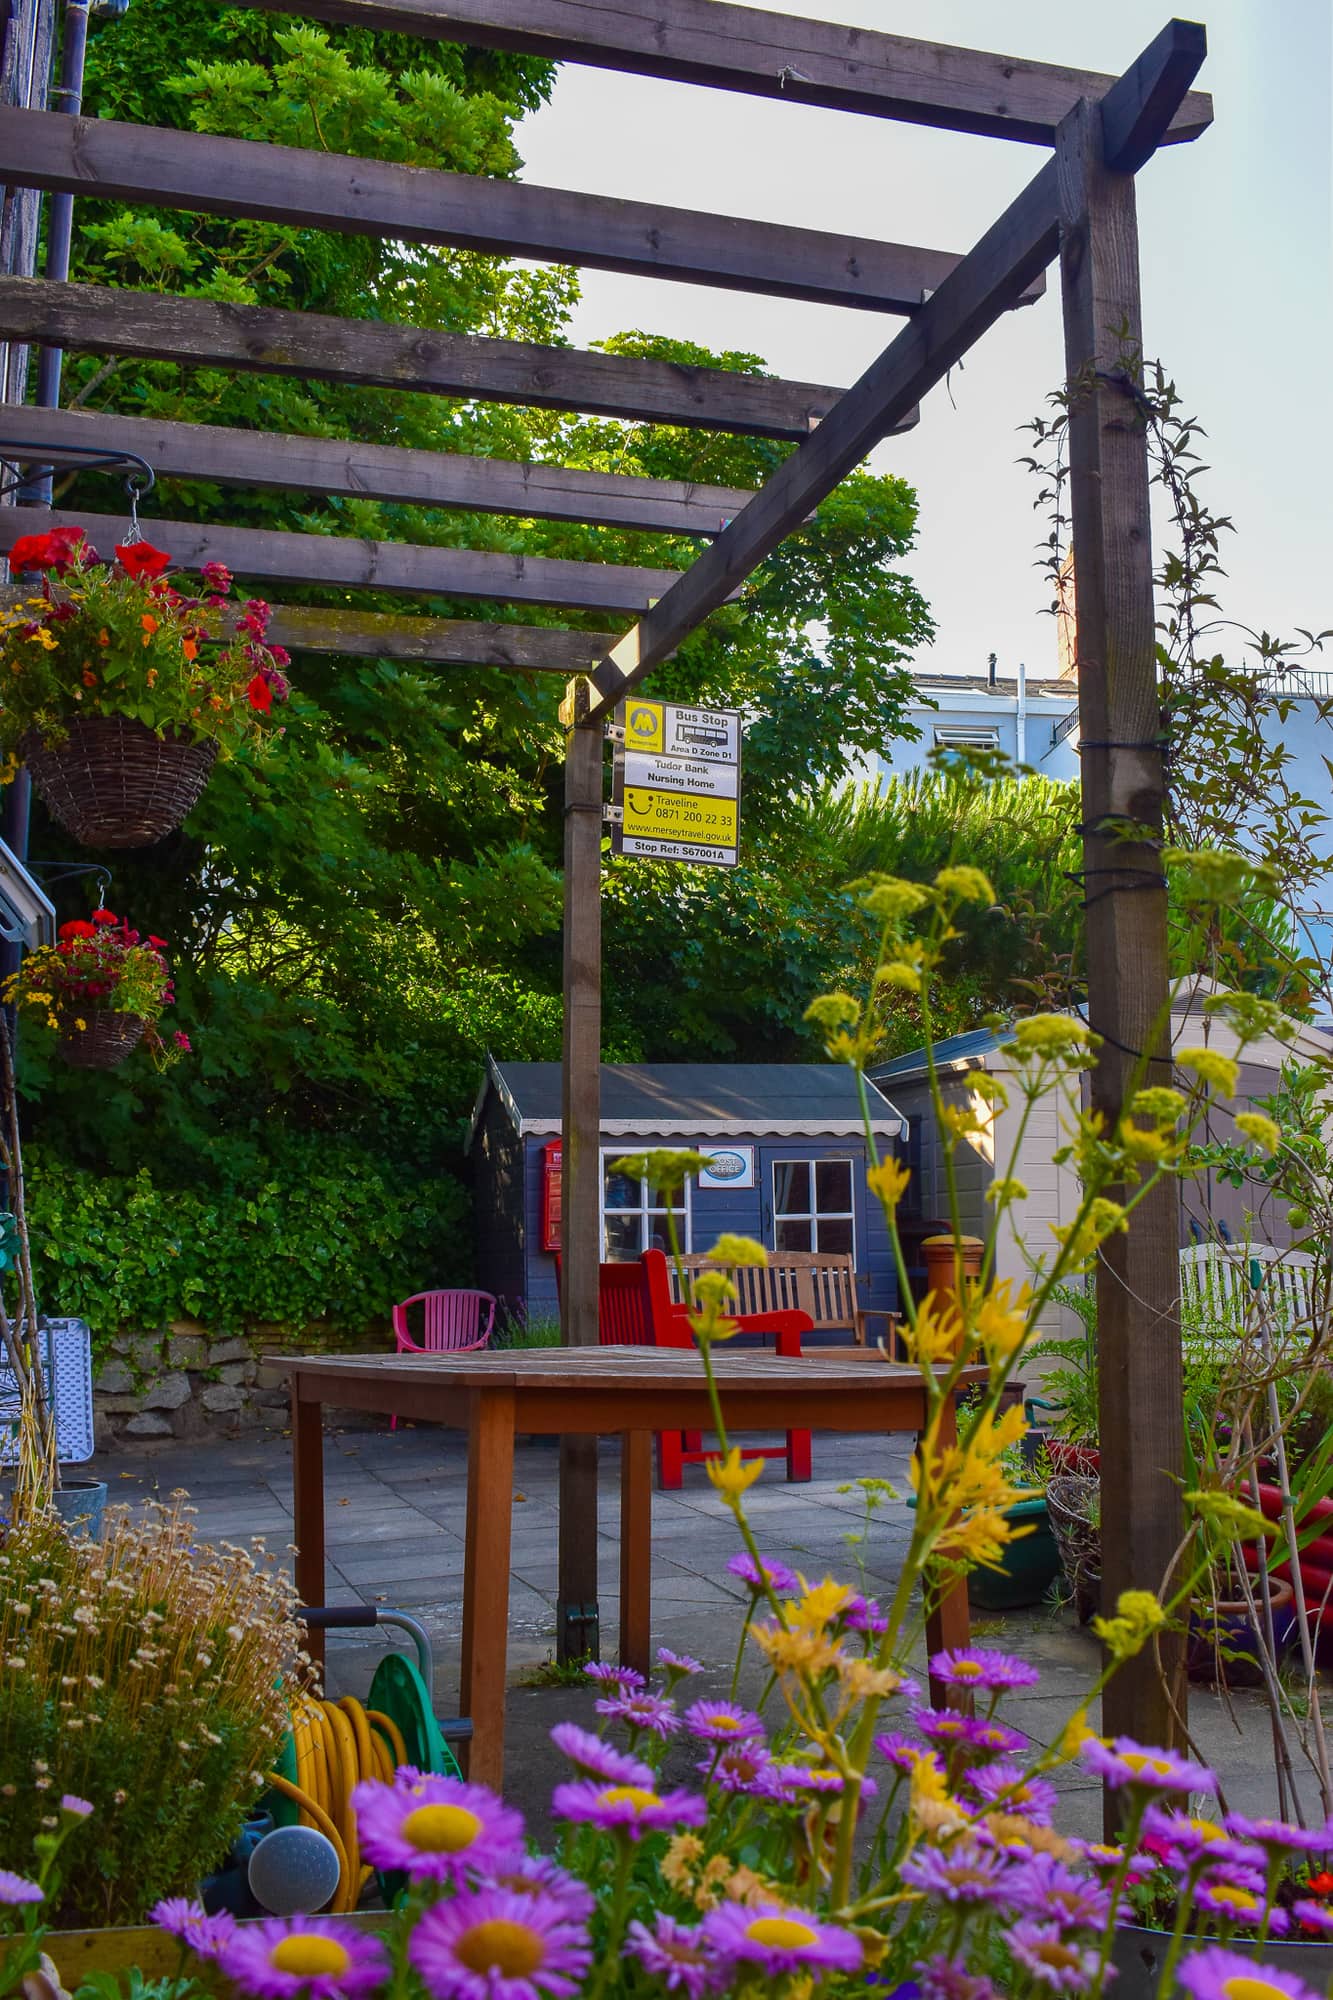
[1187,1575,1295,1685]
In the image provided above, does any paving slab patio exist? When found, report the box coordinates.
[89,1419,1316,1838]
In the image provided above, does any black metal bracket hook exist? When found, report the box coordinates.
[0,439,155,506]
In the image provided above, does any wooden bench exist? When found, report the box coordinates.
[669,1250,896,1349]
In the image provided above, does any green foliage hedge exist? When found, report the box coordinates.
[25,1142,470,1351]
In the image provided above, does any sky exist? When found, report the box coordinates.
[514,0,1333,685]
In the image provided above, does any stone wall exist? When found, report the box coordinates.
[93,1320,292,1445]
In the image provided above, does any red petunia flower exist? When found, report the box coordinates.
[91,908,118,925]
[147,935,168,949]
[58,920,98,940]
[7,533,57,573]
[115,541,171,580]
[246,674,273,715]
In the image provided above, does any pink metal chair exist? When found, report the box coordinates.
[389,1289,496,1429]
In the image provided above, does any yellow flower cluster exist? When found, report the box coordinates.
[1176,1046,1240,1096]
[1090,1588,1168,1662]
[1235,1111,1280,1155]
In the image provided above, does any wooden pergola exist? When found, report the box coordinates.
[0,0,1211,1808]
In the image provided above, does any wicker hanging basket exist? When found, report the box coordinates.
[22,715,218,849]
[57,1010,146,1070]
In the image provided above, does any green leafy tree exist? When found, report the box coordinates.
[16,2,933,1331]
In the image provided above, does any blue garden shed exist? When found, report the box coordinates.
[467,1057,907,1330]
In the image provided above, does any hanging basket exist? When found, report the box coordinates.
[57,1010,146,1070]
[22,715,218,849]
[1046,1472,1102,1623]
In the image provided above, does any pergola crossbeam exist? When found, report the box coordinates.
[0,508,682,612]
[0,587,613,669]
[0,406,760,537]
[238,0,1213,149]
[0,277,876,441]
[0,106,1046,316]
[259,606,612,669]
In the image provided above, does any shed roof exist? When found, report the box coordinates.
[470,1056,905,1146]
[872,1029,1001,1085]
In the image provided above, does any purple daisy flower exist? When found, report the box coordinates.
[684,1699,765,1744]
[552,1778,707,1840]
[0,1869,43,1906]
[910,1706,1006,1756]
[928,1647,1040,1692]
[705,1741,774,1795]
[59,1793,93,1818]
[1292,1901,1333,1936]
[1008,1921,1101,1993]
[702,1902,861,1976]
[964,1712,1024,1760]
[1079,1736,1216,1796]
[1006,1855,1110,1931]
[478,1853,595,1925]
[219,1917,388,2000]
[726,1552,797,1594]
[548,1722,652,1788]
[1142,1809,1239,1862]
[1194,1869,1281,1933]
[967,1760,1059,1825]
[899,1843,1018,1909]
[409,1886,590,2000]
[840,1593,890,1636]
[626,1915,722,1999]
[152,1897,237,1959]
[595,1690,680,1738]
[582,1661,645,1692]
[916,1956,999,2000]
[656,1648,703,1679]
[874,1730,921,1773]
[1225,1813,1330,1855]
[352,1773,524,1883]
[774,1764,877,1800]
[1178,1946,1322,2000]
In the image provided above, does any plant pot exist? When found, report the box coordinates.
[23,714,218,848]
[58,1009,145,1069]
[1047,1438,1101,1475]
[1112,1923,1333,2000]
[1187,1575,1295,1686]
[1046,1472,1101,1622]
[967,1494,1062,1611]
[51,1477,107,1538]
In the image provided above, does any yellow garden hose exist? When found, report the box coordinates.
[264,1695,408,1914]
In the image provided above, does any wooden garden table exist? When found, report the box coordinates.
[278,1346,981,1787]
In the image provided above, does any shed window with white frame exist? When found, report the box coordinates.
[933,725,1001,750]
[601,1151,691,1260]
[771,1158,855,1256]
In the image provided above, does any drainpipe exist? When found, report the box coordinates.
[1015,659,1028,766]
[29,0,93,495]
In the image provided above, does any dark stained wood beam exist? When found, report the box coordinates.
[239,0,1213,149]
[0,509,681,612]
[0,405,758,537]
[260,606,612,668]
[0,584,616,667]
[0,277,891,441]
[582,156,1061,721]
[0,106,1044,315]
[1098,18,1207,173]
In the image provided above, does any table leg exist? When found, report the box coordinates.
[620,1430,652,1677]
[460,1387,516,1789]
[923,1394,972,1711]
[292,1390,326,1682]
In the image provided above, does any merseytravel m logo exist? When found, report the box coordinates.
[624,700,665,754]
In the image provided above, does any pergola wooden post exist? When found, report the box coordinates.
[556,701,604,1659]
[1057,82,1189,1795]
[0,0,1212,1793]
